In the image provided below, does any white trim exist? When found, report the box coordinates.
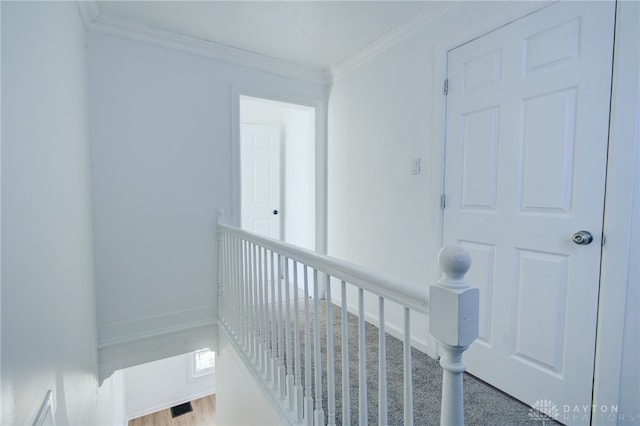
[97,306,215,348]
[592,0,640,421]
[126,390,215,422]
[77,0,499,87]
[76,0,98,29]
[98,322,218,384]
[328,2,455,83]
[220,223,428,314]
[78,1,325,85]
[231,85,328,255]
[32,390,54,426]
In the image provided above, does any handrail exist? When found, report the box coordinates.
[217,216,478,426]
[218,222,429,314]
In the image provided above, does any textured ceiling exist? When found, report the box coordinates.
[95,1,440,70]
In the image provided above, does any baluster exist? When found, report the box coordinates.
[222,232,228,321]
[233,237,240,339]
[341,281,351,426]
[228,235,234,331]
[378,296,388,426]
[285,258,295,410]
[224,232,229,295]
[234,235,241,337]
[246,242,252,354]
[303,266,314,426]
[233,236,239,336]
[313,269,325,426]
[277,254,286,399]
[262,247,271,381]
[358,287,368,425]
[430,246,478,426]
[326,276,336,426]
[404,307,414,426]
[224,232,230,319]
[251,243,258,362]
[270,250,278,389]
[246,240,252,353]
[246,240,253,351]
[256,245,265,373]
[293,261,304,423]
[228,235,235,331]
[242,239,249,350]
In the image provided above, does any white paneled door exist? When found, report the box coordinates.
[443,2,615,423]
[241,123,281,239]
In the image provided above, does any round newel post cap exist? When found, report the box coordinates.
[438,245,472,281]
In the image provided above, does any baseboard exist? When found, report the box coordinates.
[126,391,215,422]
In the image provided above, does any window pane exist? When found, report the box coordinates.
[194,348,215,372]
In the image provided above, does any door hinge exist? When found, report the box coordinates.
[440,194,446,209]
[443,79,449,95]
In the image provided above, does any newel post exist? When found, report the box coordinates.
[429,246,479,426]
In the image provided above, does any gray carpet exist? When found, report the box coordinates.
[285,299,562,426]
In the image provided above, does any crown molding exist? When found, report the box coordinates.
[76,1,327,85]
[76,0,99,29]
[327,2,456,83]
[76,1,456,87]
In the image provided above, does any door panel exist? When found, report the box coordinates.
[520,88,576,213]
[443,3,614,423]
[241,123,281,239]
[461,107,500,210]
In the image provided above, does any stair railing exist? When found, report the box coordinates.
[216,211,478,426]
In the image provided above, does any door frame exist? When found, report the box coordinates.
[428,0,639,413]
[231,85,328,255]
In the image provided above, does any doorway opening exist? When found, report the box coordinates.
[239,95,316,252]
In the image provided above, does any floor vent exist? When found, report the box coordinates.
[170,401,193,418]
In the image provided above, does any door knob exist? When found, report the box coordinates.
[273,209,279,215]
[572,231,593,245]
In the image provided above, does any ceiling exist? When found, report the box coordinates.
[93,1,449,72]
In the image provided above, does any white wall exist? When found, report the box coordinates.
[87,32,326,348]
[283,107,316,251]
[96,371,126,426]
[327,1,514,352]
[618,150,639,418]
[1,2,104,424]
[124,352,215,421]
[215,331,284,426]
[327,0,639,417]
[328,0,526,298]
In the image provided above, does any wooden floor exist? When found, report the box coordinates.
[128,394,216,426]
